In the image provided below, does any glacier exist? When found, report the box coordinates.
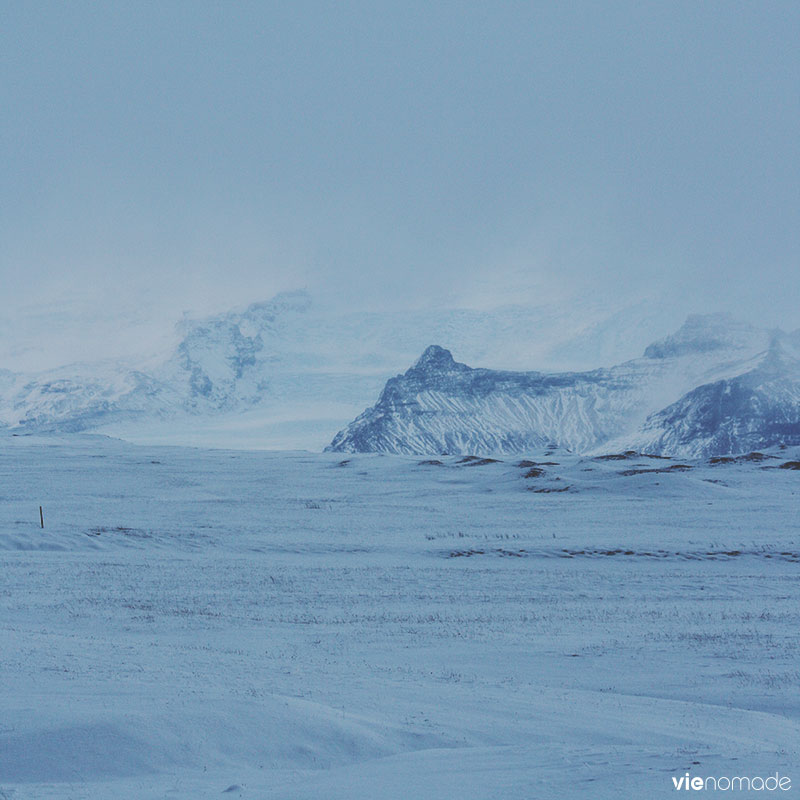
[0,290,685,447]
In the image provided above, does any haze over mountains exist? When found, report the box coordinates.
[0,291,797,457]
[0,290,677,445]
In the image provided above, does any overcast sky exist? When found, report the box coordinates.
[1,1,798,367]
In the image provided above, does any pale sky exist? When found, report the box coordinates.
[1,1,798,367]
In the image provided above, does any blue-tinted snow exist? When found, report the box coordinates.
[0,434,798,798]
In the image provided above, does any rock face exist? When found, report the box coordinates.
[327,346,618,455]
[328,318,800,458]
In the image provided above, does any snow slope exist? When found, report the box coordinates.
[329,316,800,457]
[0,435,799,798]
[630,331,800,457]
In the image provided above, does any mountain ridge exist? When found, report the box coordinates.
[0,291,687,439]
[328,317,800,458]
[1,296,796,456]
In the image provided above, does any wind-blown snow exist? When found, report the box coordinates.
[0,434,798,798]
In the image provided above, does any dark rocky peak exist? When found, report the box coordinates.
[411,345,460,372]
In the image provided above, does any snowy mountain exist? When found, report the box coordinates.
[2,296,796,457]
[328,315,800,457]
[0,291,381,438]
[0,290,688,448]
[0,362,180,433]
[631,331,800,457]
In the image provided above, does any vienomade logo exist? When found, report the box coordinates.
[672,773,792,792]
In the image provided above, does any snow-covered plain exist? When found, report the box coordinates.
[1,434,798,798]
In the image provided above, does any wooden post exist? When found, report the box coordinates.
[39,506,44,529]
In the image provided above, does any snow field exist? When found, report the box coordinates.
[0,435,798,798]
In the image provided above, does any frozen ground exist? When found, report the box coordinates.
[0,434,798,798]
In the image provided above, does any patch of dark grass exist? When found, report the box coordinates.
[619,464,693,476]
[87,526,152,538]
[448,547,800,562]
[449,548,527,558]
[711,452,779,466]
[740,451,773,462]
[597,451,671,461]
